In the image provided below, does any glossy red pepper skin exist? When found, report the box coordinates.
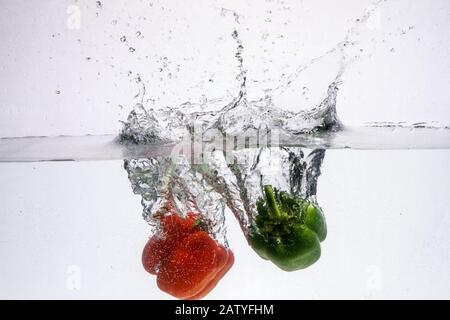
[189,247,234,300]
[157,230,234,299]
[142,212,234,300]
[142,235,165,275]
[142,213,198,275]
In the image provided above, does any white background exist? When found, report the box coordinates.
[0,0,449,138]
[0,0,449,300]
[0,150,449,299]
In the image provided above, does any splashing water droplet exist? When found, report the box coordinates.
[118,2,403,146]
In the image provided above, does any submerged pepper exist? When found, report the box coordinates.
[142,208,234,300]
[248,185,327,271]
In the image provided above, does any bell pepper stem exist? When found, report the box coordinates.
[263,185,282,220]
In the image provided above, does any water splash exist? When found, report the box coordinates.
[120,1,381,238]
[120,37,341,144]
[189,147,326,237]
[120,2,393,145]
[124,156,229,245]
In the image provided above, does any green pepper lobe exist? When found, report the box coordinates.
[248,185,327,271]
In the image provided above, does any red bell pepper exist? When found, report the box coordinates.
[142,207,234,300]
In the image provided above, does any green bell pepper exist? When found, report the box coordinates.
[248,185,327,271]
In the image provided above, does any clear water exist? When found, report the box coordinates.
[1,149,449,299]
[1,0,449,300]
[1,99,449,300]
